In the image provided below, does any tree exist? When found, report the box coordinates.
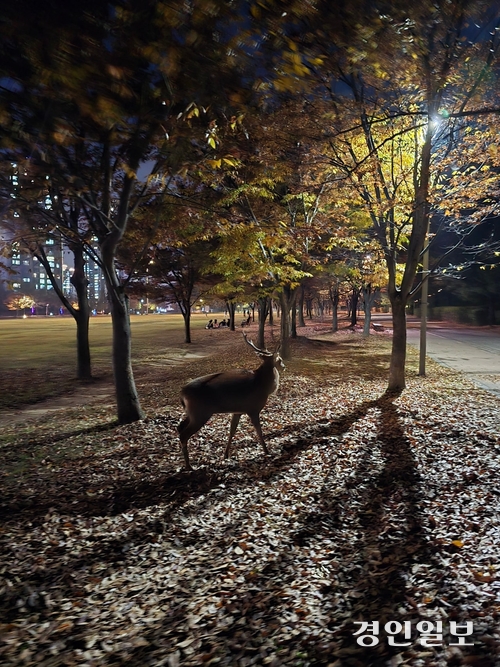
[0,164,93,380]
[1,0,245,422]
[127,232,219,345]
[215,105,341,358]
[255,0,500,389]
[119,176,229,344]
[4,292,35,317]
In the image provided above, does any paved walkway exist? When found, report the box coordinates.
[406,324,500,398]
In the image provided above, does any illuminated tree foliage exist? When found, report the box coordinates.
[213,105,344,357]
[3,292,35,317]
[250,0,500,390]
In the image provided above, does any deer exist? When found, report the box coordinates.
[177,333,285,470]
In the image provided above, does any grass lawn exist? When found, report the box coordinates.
[0,318,499,667]
[0,313,222,409]
[0,313,219,370]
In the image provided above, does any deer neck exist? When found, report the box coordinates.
[255,361,280,394]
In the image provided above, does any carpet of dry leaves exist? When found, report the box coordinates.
[0,325,499,667]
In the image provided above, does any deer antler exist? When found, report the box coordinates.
[243,331,270,355]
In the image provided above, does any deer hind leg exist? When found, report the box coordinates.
[178,413,210,471]
[248,411,269,455]
[224,413,242,460]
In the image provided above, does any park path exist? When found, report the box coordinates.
[406,324,500,398]
[0,382,115,428]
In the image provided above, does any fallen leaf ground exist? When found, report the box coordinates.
[0,324,499,667]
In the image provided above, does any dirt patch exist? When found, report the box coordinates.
[0,381,116,428]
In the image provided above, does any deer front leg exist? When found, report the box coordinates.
[224,413,242,459]
[248,411,269,455]
[180,440,192,471]
[177,417,189,434]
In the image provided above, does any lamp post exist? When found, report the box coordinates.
[418,111,442,377]
[419,241,430,376]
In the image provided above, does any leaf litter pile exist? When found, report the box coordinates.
[0,327,499,667]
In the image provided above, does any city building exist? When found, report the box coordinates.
[0,230,108,316]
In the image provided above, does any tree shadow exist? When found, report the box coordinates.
[276,393,494,666]
[0,392,398,524]
[1,393,495,665]
[13,421,118,450]
[83,392,437,666]
[294,392,432,664]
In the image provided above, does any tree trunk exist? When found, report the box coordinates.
[228,301,236,331]
[280,292,291,359]
[182,305,191,344]
[268,298,274,326]
[39,240,92,382]
[298,285,306,327]
[70,246,92,381]
[75,310,92,381]
[362,286,379,337]
[306,298,313,319]
[106,275,144,423]
[384,120,432,393]
[350,289,360,327]
[387,293,407,392]
[279,286,296,359]
[330,284,339,332]
[257,297,269,349]
[291,301,297,339]
[317,298,324,318]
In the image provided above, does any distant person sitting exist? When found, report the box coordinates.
[214,319,218,328]
[205,319,214,329]
[219,319,227,328]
